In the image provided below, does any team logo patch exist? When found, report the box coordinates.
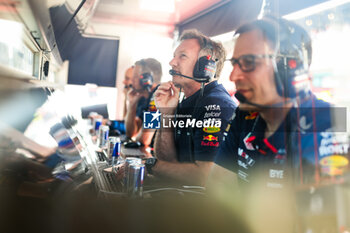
[320,155,349,167]
[320,155,349,176]
[201,141,219,147]
[298,115,312,132]
[148,100,157,112]
[203,134,218,142]
[238,160,248,169]
[238,148,255,166]
[143,110,161,129]
[204,111,221,118]
[243,133,255,150]
[203,127,220,133]
[204,104,221,111]
[245,112,258,120]
[269,169,284,179]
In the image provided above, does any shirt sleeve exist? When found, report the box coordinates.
[136,97,147,120]
[214,108,240,173]
[192,97,236,162]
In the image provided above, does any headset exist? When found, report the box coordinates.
[138,59,154,92]
[169,37,217,83]
[269,16,312,99]
[234,16,312,106]
[139,72,153,91]
[233,17,320,184]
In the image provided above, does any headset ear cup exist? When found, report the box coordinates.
[271,18,311,99]
[275,56,306,98]
[139,73,154,90]
[275,56,296,98]
[192,56,216,82]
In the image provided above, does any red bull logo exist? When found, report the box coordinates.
[149,106,157,112]
[148,100,157,112]
[201,141,219,147]
[203,134,218,142]
[245,112,258,120]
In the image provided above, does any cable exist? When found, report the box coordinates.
[143,187,206,195]
[99,190,125,196]
[182,185,206,190]
[57,0,87,42]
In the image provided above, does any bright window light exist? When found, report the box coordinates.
[0,19,33,75]
[0,19,22,47]
[139,0,175,13]
[284,0,350,20]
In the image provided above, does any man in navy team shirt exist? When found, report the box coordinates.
[147,29,236,185]
[209,17,349,229]
[125,58,162,147]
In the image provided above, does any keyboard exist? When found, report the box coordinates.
[101,170,123,193]
[121,148,145,157]
[96,151,108,162]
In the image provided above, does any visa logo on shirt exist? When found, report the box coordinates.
[204,105,221,111]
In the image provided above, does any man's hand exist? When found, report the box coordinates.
[123,86,131,96]
[154,81,180,115]
[127,89,142,106]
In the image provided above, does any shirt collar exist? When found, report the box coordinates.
[181,81,219,106]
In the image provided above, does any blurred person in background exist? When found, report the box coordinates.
[125,58,162,147]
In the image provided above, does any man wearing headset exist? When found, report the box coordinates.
[208,17,348,230]
[125,58,162,147]
[147,29,236,185]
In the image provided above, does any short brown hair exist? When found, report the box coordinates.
[135,58,162,84]
[180,29,226,79]
[235,16,312,66]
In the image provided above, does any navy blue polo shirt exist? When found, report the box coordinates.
[215,94,348,190]
[174,81,237,162]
